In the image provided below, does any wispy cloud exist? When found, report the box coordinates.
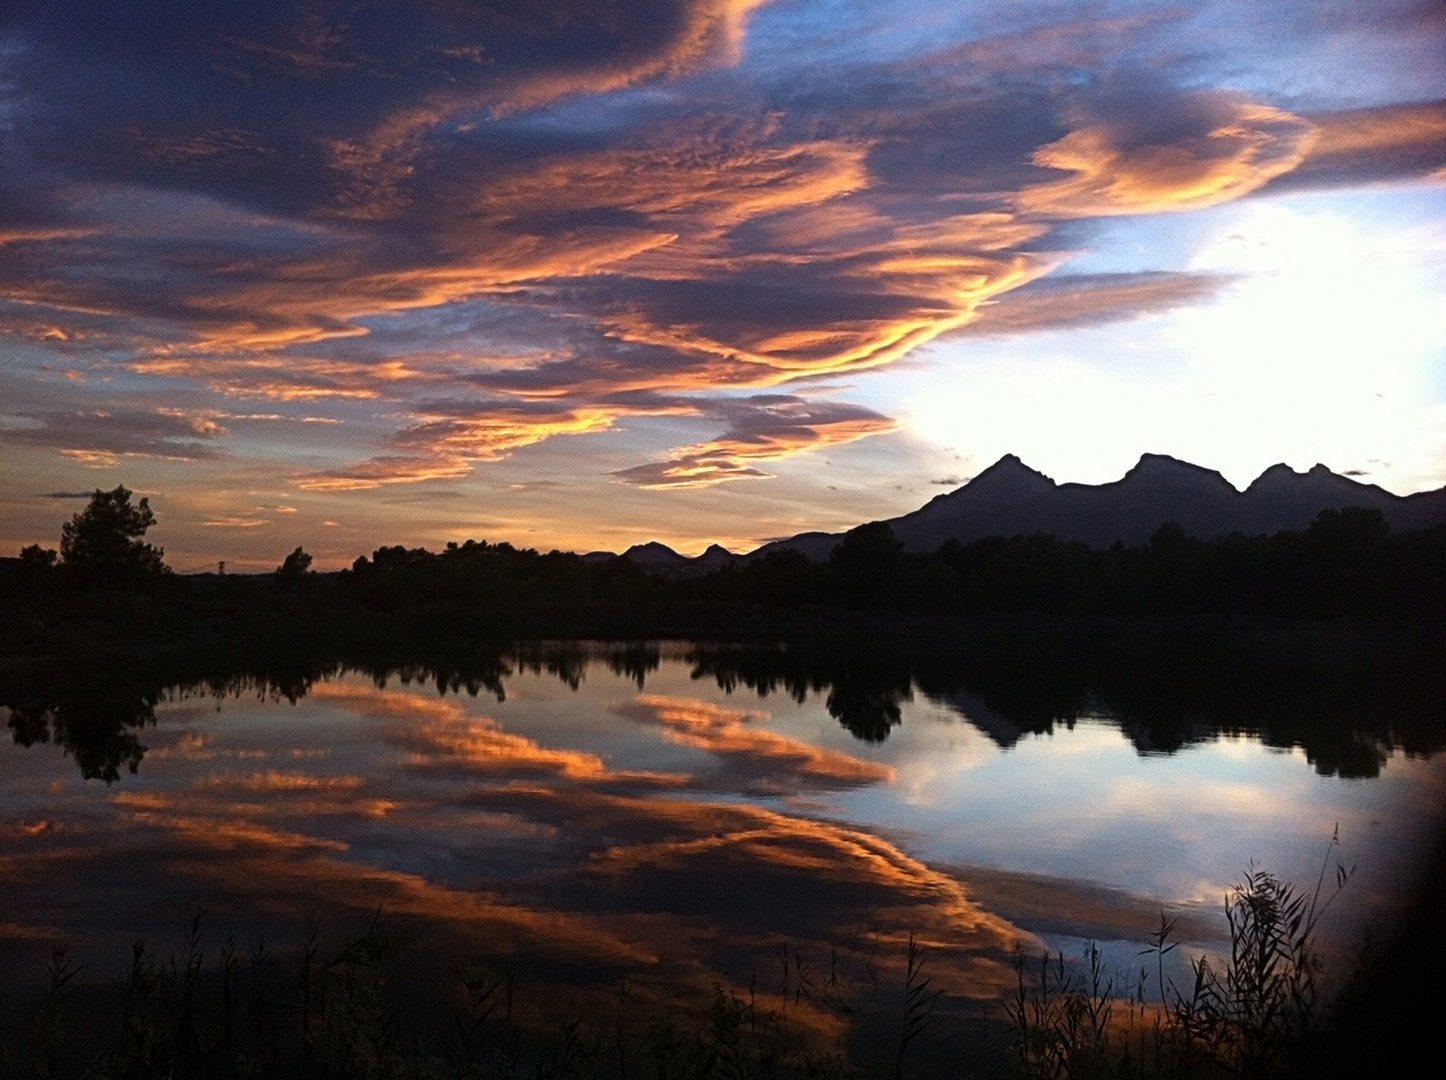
[1018,89,1315,217]
[0,407,228,463]
[960,271,1238,337]
[615,396,898,488]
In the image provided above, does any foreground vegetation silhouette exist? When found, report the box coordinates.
[1,851,1380,1080]
[1010,837,1353,1080]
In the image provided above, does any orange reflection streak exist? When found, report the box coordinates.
[103,792,660,968]
[307,682,686,785]
[0,674,1040,1018]
[192,771,367,792]
[515,785,1031,997]
[99,770,1028,1001]
[619,694,895,787]
[1021,99,1314,215]
[114,787,399,822]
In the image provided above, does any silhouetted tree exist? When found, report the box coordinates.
[59,485,167,585]
[829,521,905,608]
[18,544,57,567]
[276,546,314,588]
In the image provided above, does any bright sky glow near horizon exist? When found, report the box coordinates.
[2,1,1445,569]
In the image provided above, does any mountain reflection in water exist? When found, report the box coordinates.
[1,640,1442,1072]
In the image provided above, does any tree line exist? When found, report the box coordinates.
[690,508,1446,619]
[8,486,1445,621]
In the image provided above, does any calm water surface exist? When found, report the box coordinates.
[2,641,1442,1062]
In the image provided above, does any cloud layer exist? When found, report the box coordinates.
[1,1,1444,559]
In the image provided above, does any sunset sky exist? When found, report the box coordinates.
[2,1,1444,569]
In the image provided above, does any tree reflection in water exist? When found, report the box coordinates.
[1,636,1440,781]
[6,684,157,781]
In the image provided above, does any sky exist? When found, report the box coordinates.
[1,1,1444,569]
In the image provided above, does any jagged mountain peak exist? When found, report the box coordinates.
[1118,453,1236,491]
[1246,462,1378,495]
[1248,462,1303,488]
[959,453,1056,489]
[630,454,1446,568]
[1128,452,1220,475]
[880,452,1444,554]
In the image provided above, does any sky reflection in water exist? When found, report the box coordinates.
[2,646,1442,1032]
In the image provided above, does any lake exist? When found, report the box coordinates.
[2,638,1443,1073]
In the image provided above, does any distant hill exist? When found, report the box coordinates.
[614,541,747,576]
[620,454,1446,570]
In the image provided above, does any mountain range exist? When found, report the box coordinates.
[612,454,1446,571]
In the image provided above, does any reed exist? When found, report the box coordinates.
[1006,831,1354,1079]
[2,922,877,1079]
[0,843,1356,1079]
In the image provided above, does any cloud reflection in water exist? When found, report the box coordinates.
[1,643,1442,1054]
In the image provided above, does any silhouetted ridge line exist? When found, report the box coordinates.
[737,453,1446,563]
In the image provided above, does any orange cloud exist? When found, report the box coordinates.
[5,86,1053,491]
[599,253,1040,378]
[1308,101,1446,159]
[200,516,271,528]
[0,226,98,246]
[117,115,1041,394]
[57,449,119,467]
[1280,100,1446,189]
[294,454,476,491]
[294,399,692,490]
[1021,98,1314,215]
[958,270,1235,337]
[614,396,898,488]
[487,0,773,114]
[129,355,433,400]
[2,406,229,464]
[474,122,870,237]
[393,405,639,460]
